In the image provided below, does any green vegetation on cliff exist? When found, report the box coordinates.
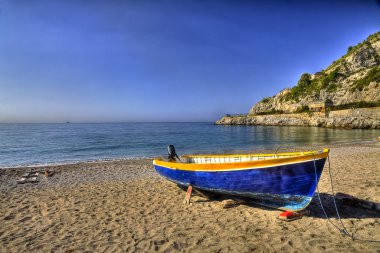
[283,73,312,102]
[260,97,271,103]
[331,101,380,111]
[283,68,342,102]
[220,32,380,128]
[278,32,380,104]
[271,31,380,108]
[247,31,380,117]
[326,32,380,72]
[255,109,284,115]
[351,67,380,91]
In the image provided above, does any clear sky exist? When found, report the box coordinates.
[0,0,379,123]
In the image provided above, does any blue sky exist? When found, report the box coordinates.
[0,0,379,123]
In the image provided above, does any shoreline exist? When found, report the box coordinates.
[1,141,379,252]
[0,156,158,170]
[1,139,379,169]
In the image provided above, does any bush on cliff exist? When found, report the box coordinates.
[331,101,380,111]
[260,97,271,103]
[295,105,310,113]
[284,73,312,102]
[255,109,285,115]
[351,67,380,91]
[283,68,343,102]
[321,68,342,92]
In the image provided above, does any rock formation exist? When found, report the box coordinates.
[249,32,380,115]
[216,32,380,129]
[216,107,380,129]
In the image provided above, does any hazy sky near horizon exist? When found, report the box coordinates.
[0,0,379,123]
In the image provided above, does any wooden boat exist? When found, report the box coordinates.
[153,148,330,211]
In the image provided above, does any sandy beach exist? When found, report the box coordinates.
[0,141,379,252]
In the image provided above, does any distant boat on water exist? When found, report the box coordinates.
[153,148,330,211]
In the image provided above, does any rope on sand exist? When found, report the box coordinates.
[313,154,380,243]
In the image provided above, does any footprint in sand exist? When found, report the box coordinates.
[18,216,32,223]
[3,213,15,220]
[39,202,49,217]
[307,239,327,247]
[57,197,67,207]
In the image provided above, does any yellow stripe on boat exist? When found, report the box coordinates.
[153,148,329,172]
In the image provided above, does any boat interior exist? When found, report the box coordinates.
[181,150,327,164]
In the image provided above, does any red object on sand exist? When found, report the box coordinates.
[279,211,296,217]
[278,210,306,221]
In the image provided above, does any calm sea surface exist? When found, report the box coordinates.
[0,123,379,168]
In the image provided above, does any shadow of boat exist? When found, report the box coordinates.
[182,185,380,219]
[303,193,380,219]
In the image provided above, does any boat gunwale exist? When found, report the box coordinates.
[153,148,329,171]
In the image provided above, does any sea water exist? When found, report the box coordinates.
[0,123,379,168]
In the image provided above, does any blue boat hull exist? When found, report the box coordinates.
[154,158,326,211]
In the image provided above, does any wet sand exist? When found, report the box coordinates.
[0,141,379,252]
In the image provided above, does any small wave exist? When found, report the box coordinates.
[69,145,127,153]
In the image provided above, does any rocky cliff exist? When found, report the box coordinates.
[216,107,380,129]
[216,32,380,129]
[249,32,380,115]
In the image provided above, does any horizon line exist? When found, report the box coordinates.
[0,121,216,124]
